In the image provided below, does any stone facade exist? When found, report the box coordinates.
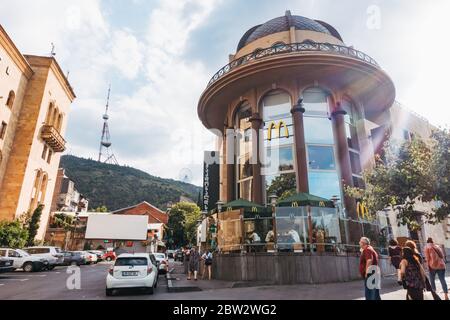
[0,25,75,241]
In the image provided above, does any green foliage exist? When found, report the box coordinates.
[0,220,29,248]
[267,173,296,199]
[167,202,201,248]
[60,155,202,211]
[93,206,108,213]
[27,205,44,246]
[431,129,450,220]
[345,133,449,231]
[50,213,75,230]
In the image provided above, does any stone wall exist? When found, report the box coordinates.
[212,253,396,285]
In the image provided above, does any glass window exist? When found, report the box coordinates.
[350,151,362,175]
[308,171,341,200]
[236,102,253,201]
[304,117,334,144]
[263,146,294,175]
[8,250,20,258]
[115,258,148,266]
[275,207,307,252]
[266,172,297,199]
[303,88,330,116]
[307,146,336,170]
[217,210,243,252]
[0,249,6,257]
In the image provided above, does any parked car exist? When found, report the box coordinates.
[153,253,169,274]
[167,250,175,259]
[0,257,14,273]
[24,246,64,269]
[174,249,183,262]
[0,248,48,272]
[61,252,84,266]
[102,251,117,262]
[73,251,97,265]
[106,253,158,296]
[89,250,104,262]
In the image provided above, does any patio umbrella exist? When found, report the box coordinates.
[277,193,335,208]
[223,199,271,217]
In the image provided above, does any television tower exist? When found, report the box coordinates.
[98,85,119,165]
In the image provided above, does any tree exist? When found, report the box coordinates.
[345,135,447,232]
[267,173,296,198]
[167,202,202,248]
[0,220,29,248]
[431,129,450,220]
[93,206,108,213]
[27,205,44,246]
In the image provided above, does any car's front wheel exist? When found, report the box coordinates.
[105,288,114,296]
[23,262,34,273]
[146,287,154,295]
[47,265,55,270]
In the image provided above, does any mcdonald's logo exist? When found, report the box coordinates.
[292,202,299,208]
[319,201,325,207]
[267,121,289,141]
[357,202,370,220]
[251,207,258,213]
[227,207,233,212]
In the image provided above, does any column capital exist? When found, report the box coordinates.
[331,102,347,118]
[249,113,263,123]
[291,98,306,114]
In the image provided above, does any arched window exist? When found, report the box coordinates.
[302,87,341,200]
[262,90,296,202]
[342,99,363,187]
[38,173,48,205]
[235,101,253,201]
[51,107,59,127]
[6,90,15,109]
[56,113,63,132]
[45,103,54,125]
[29,170,42,211]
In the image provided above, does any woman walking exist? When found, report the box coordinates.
[188,246,200,281]
[202,250,213,280]
[424,238,449,300]
[400,246,427,300]
[388,239,402,285]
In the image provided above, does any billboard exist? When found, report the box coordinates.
[85,215,148,240]
[203,151,220,212]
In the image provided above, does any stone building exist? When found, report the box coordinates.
[0,25,75,241]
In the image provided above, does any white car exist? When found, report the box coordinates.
[25,246,64,269]
[153,253,169,274]
[73,251,97,265]
[0,248,48,272]
[106,253,158,296]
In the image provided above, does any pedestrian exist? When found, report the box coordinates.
[202,250,213,280]
[188,246,200,281]
[404,240,423,263]
[359,237,381,300]
[400,246,426,300]
[388,239,403,285]
[424,238,449,300]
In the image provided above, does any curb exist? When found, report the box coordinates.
[166,270,202,293]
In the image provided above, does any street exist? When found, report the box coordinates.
[1,260,449,300]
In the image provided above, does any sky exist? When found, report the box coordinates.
[1,0,449,186]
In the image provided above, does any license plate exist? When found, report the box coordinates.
[122,271,138,277]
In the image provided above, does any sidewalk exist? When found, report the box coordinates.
[166,261,450,300]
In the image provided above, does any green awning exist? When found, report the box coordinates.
[277,193,335,208]
[223,199,271,217]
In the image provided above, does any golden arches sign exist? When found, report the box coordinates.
[267,121,289,141]
[251,207,258,213]
[357,202,372,220]
[292,202,299,208]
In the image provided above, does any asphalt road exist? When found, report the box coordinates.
[0,262,171,300]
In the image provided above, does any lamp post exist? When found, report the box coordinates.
[268,194,278,252]
[216,201,224,213]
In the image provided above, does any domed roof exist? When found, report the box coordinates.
[237,11,343,52]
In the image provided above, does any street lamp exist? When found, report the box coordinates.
[216,201,224,213]
[269,194,278,208]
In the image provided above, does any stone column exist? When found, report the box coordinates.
[224,125,235,202]
[250,113,263,205]
[331,103,361,243]
[291,98,309,193]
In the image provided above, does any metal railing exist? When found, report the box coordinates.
[207,42,380,87]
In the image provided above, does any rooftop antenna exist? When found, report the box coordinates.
[50,43,56,57]
[98,84,119,165]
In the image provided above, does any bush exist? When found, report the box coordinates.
[0,220,29,248]
[27,205,44,247]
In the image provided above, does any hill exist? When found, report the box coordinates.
[59,155,202,211]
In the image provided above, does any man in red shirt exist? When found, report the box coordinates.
[359,237,381,300]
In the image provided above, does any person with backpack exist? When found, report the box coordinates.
[424,238,449,300]
[202,250,213,280]
[388,239,403,285]
[400,246,427,300]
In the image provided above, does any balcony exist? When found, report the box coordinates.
[208,41,380,87]
[40,125,66,152]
